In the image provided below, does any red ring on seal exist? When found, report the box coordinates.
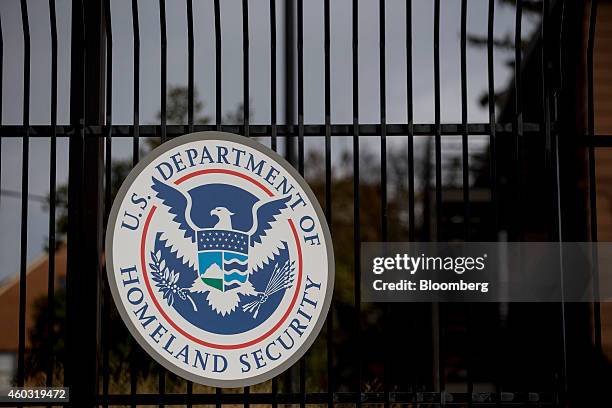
[139,169,303,350]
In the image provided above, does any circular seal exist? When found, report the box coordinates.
[106,132,334,387]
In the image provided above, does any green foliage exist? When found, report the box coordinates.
[157,86,211,125]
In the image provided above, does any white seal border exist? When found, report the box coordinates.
[105,131,335,388]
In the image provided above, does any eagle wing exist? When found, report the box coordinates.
[151,177,198,268]
[248,195,292,272]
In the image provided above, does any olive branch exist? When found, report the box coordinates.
[149,250,198,312]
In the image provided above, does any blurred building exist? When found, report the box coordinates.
[593,0,612,360]
[0,246,66,386]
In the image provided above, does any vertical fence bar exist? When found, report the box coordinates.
[552,81,568,404]
[379,0,387,241]
[486,0,502,404]
[323,0,333,406]
[270,0,277,152]
[67,1,85,402]
[556,3,569,399]
[514,0,523,239]
[297,0,306,400]
[66,0,105,405]
[433,0,441,237]
[406,0,415,242]
[186,1,194,404]
[159,0,167,144]
[352,1,362,406]
[542,0,553,230]
[297,0,304,176]
[243,0,249,139]
[130,2,140,405]
[432,0,444,404]
[378,0,390,404]
[214,2,222,405]
[557,5,568,406]
[17,0,30,388]
[242,0,250,402]
[459,2,473,405]
[158,1,167,405]
[214,0,222,129]
[46,0,58,388]
[586,0,602,379]
[460,0,470,241]
[187,0,194,135]
[103,0,112,229]
[487,0,498,237]
[102,0,113,405]
[324,0,331,225]
[270,1,278,401]
[545,0,567,399]
[132,0,140,166]
[284,0,295,164]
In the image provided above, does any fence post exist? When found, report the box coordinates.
[66,0,106,407]
[284,0,295,165]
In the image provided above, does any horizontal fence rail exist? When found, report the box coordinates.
[0,123,550,137]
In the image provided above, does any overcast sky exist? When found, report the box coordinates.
[0,0,540,282]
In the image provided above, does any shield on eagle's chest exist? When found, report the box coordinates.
[197,229,249,292]
[196,229,250,292]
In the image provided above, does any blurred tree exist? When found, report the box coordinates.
[467,0,543,110]
[33,83,490,391]
[158,87,211,125]
[46,86,249,241]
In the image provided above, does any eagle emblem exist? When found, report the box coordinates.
[150,177,295,319]
[106,132,334,387]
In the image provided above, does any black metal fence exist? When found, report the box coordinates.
[0,0,609,407]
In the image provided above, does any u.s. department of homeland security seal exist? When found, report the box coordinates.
[105,132,334,387]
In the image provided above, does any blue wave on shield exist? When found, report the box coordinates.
[224,253,247,263]
[224,260,248,272]
[224,271,249,283]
